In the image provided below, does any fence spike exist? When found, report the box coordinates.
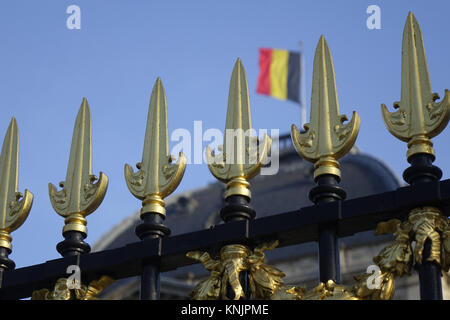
[206,58,271,200]
[49,98,108,237]
[381,12,450,160]
[0,117,33,251]
[125,78,186,216]
[291,35,360,181]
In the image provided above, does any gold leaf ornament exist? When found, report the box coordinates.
[31,276,114,300]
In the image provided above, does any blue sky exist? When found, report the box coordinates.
[0,0,449,268]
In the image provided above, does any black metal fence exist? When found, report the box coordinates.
[0,11,449,301]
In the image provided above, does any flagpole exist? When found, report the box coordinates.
[299,41,306,128]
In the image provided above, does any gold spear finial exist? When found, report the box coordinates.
[206,58,271,200]
[0,118,33,251]
[49,98,108,236]
[382,12,450,160]
[124,78,186,216]
[291,36,360,181]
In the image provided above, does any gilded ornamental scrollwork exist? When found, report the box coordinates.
[375,207,449,273]
[187,241,395,300]
[31,275,115,300]
[186,241,283,300]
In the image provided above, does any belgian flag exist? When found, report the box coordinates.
[256,48,302,103]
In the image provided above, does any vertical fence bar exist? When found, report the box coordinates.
[141,264,160,300]
[124,78,186,300]
[403,154,443,300]
[47,99,108,301]
[318,227,339,283]
[220,195,255,299]
[380,12,450,300]
[206,59,271,300]
[0,248,14,289]
[291,36,360,285]
[0,118,33,290]
[309,175,346,283]
[135,213,169,300]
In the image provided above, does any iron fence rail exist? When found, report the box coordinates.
[1,178,449,300]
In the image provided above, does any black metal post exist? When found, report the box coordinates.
[0,247,14,289]
[403,153,443,300]
[309,175,346,283]
[220,195,255,299]
[317,225,339,283]
[135,212,170,300]
[57,231,91,257]
[220,195,255,223]
[56,230,90,300]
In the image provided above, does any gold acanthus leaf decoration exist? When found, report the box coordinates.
[373,218,413,276]
[271,271,395,301]
[189,207,449,301]
[31,276,114,300]
[442,226,450,272]
[185,251,223,300]
[408,207,447,265]
[371,206,449,290]
[187,241,283,300]
[247,241,285,299]
[188,241,394,300]
[352,271,395,300]
[373,207,448,271]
